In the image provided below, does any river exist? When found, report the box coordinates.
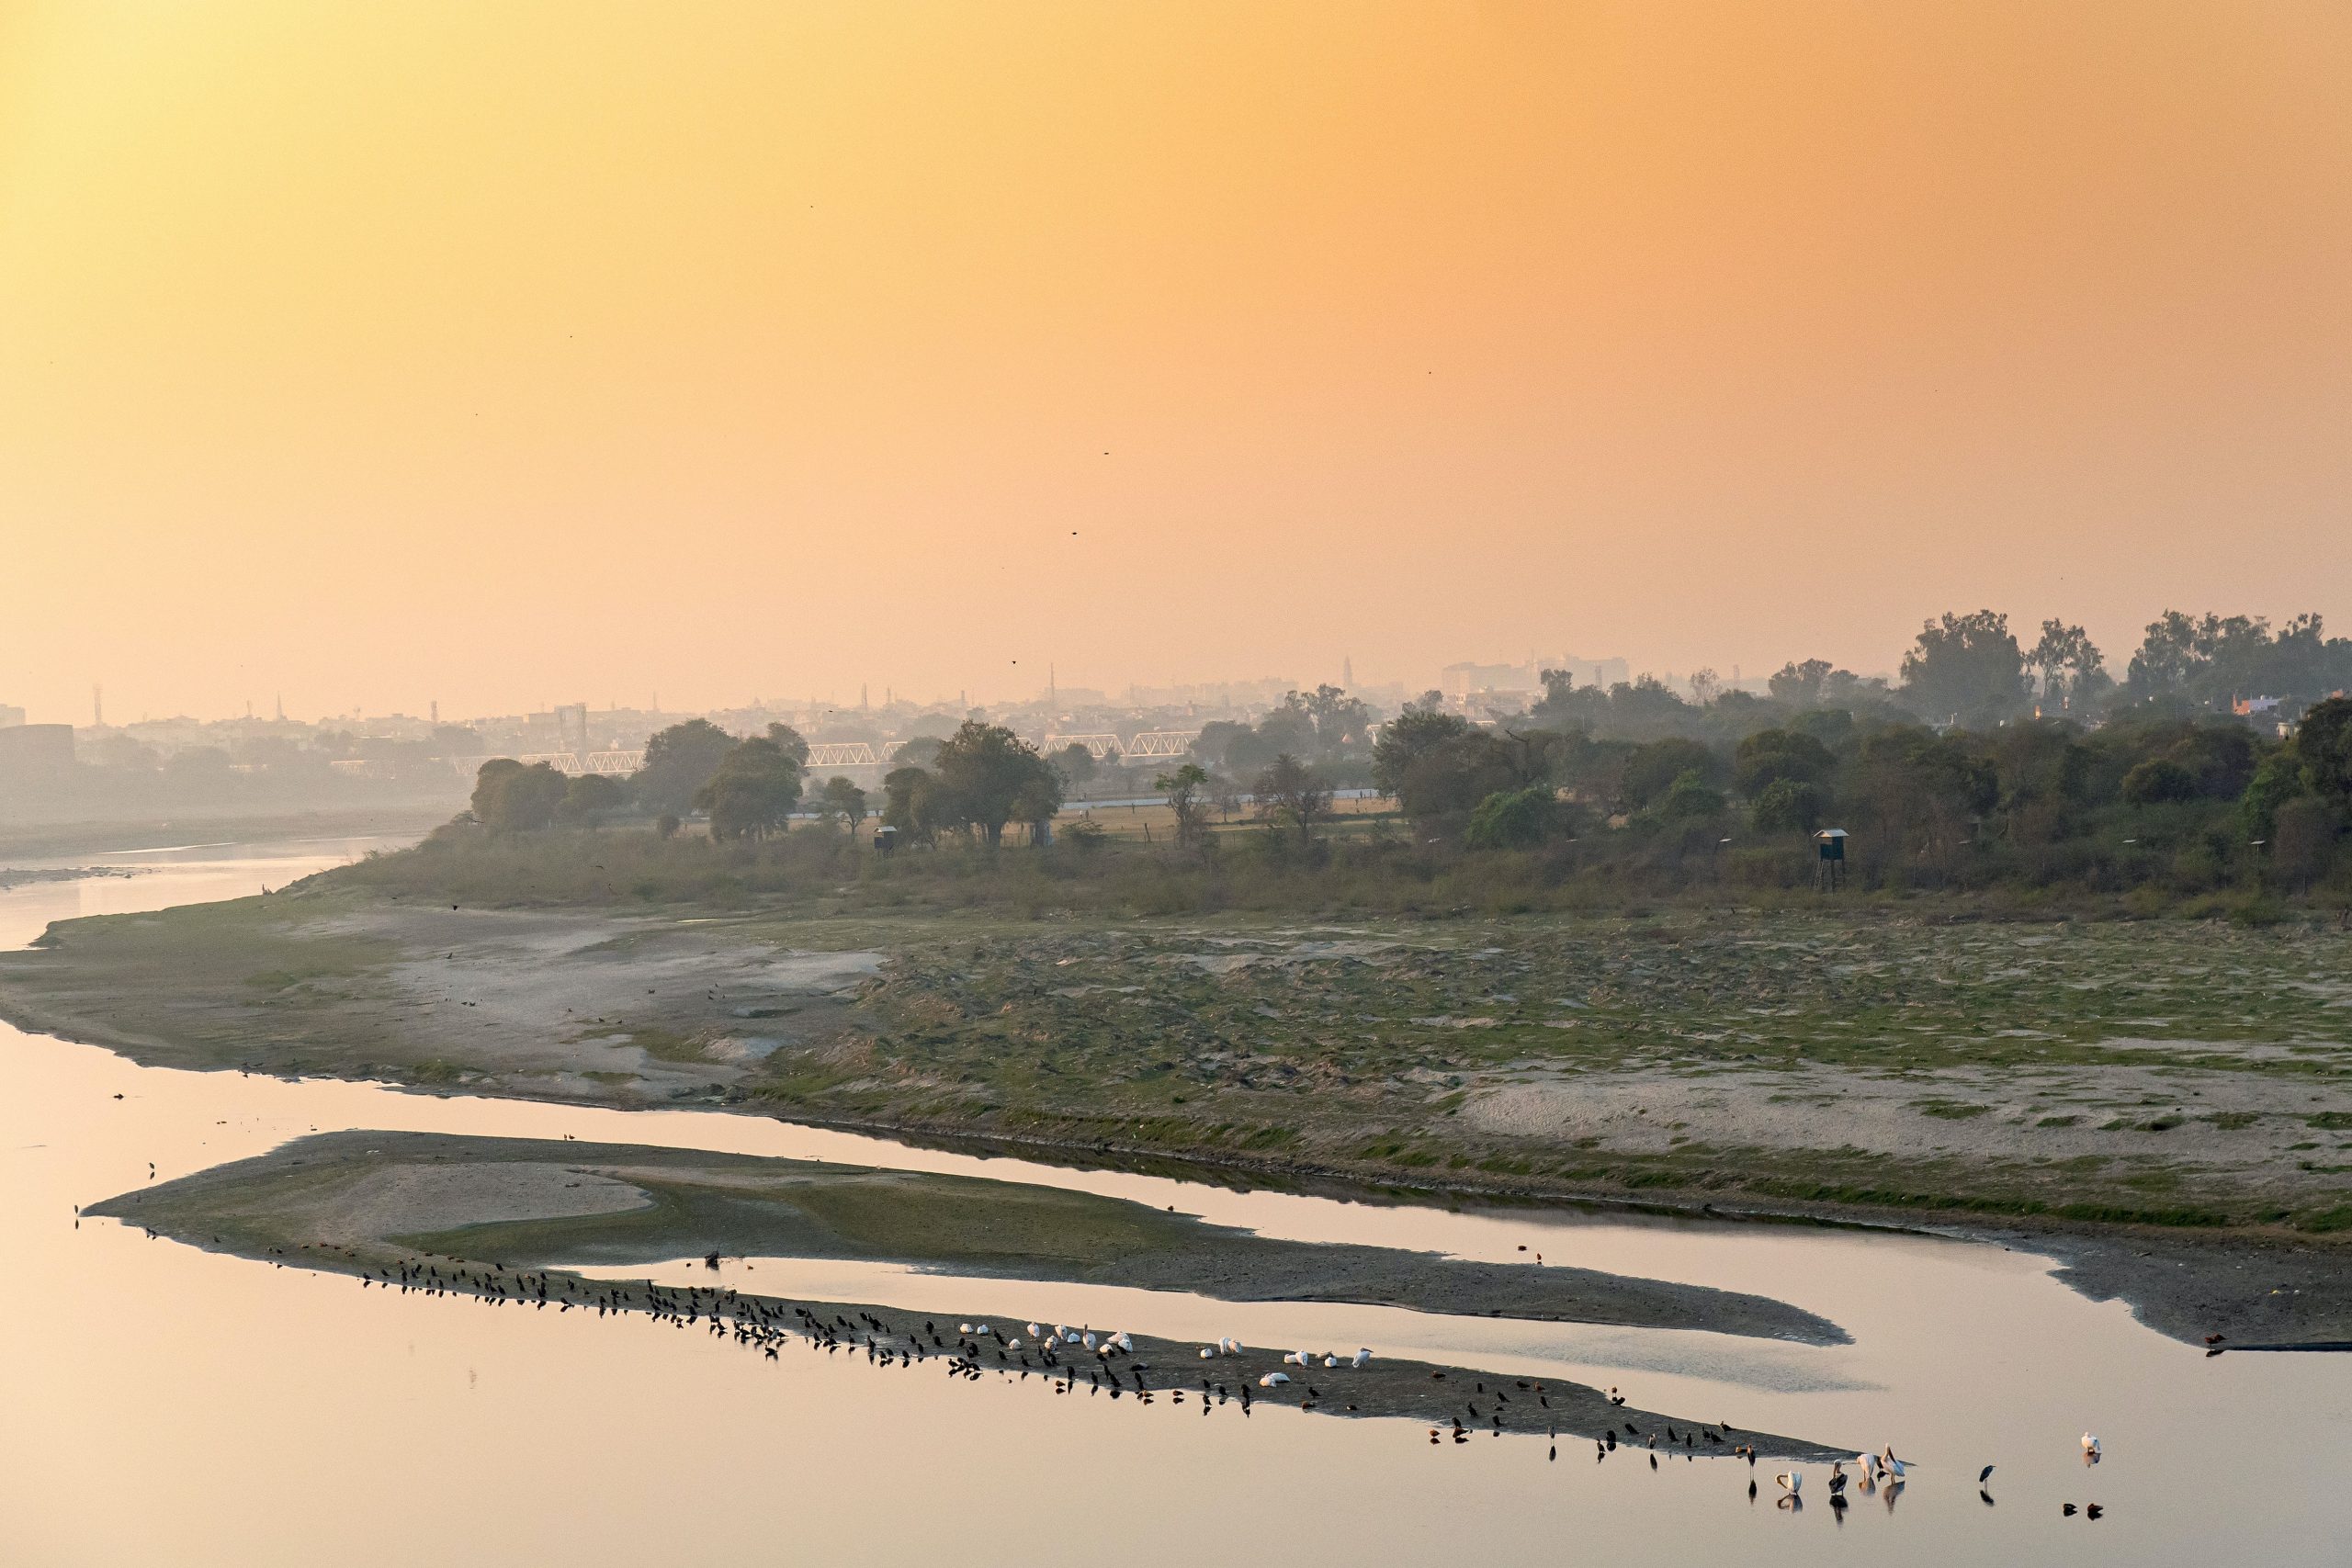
[0,838,2343,1564]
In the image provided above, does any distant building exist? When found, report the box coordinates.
[1439,655,1629,702]
[0,723,74,775]
[0,703,23,728]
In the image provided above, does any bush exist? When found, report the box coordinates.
[1466,786,1567,850]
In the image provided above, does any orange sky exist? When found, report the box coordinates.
[3,1,2346,723]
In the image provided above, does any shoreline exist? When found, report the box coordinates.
[17,991,2342,1350]
[4,884,2345,1350]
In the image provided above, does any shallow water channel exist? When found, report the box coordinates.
[1,840,2344,1565]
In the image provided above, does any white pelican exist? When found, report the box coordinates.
[1005,1337,1023,1350]
[1880,1447,1906,1479]
[1199,1347,1216,1359]
[1112,1332,1133,1352]
[958,1323,973,1335]
[1081,1332,1097,1350]
[2081,1432,2101,1459]
[1025,1323,1042,1339]
[1259,1371,1290,1387]
[1776,1471,1802,1495]
[1351,1348,1371,1369]
[1322,1356,1340,1369]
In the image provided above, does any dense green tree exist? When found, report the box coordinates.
[819,775,867,834]
[471,758,569,831]
[1900,609,2030,727]
[634,719,738,815]
[1372,709,1474,796]
[763,723,811,768]
[2268,795,2338,889]
[558,772,627,825]
[695,737,802,840]
[1622,737,1719,808]
[1732,728,1834,795]
[2241,750,2310,839]
[1052,743,1099,796]
[2295,696,2352,818]
[2120,758,2199,807]
[1657,769,1726,820]
[930,720,1059,846]
[1465,785,1572,849]
[880,764,945,843]
[1749,778,1826,834]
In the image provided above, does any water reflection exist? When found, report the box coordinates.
[0,841,2345,1566]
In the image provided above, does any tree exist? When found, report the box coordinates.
[1733,729,1833,795]
[1253,752,1332,845]
[1157,762,1213,852]
[1372,709,1474,797]
[471,758,569,831]
[763,723,811,768]
[1285,683,1374,760]
[1053,743,1099,797]
[1749,778,1825,834]
[634,719,738,815]
[558,772,627,826]
[930,720,1059,846]
[1658,769,1726,820]
[1900,610,2030,727]
[1621,738,1719,809]
[1769,659,1837,706]
[881,764,945,843]
[1465,785,1570,849]
[819,775,867,835]
[2120,758,2198,807]
[2028,620,2109,713]
[2241,750,2310,839]
[1528,669,1607,732]
[1688,668,1724,705]
[2269,796,2338,890]
[695,737,802,840]
[2296,696,2352,818]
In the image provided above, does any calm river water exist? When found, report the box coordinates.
[0,840,2344,1565]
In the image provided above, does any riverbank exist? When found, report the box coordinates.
[6,877,2346,1347]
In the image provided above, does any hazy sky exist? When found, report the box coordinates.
[4,2,2346,724]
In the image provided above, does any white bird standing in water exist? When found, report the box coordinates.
[2081,1433,2101,1459]
[1776,1471,1803,1495]
[1880,1446,1907,1479]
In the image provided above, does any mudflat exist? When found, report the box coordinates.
[90,1129,1856,1459]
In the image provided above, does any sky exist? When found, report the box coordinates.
[2,1,2346,725]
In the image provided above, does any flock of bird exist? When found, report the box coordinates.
[1758,1433,2112,1520]
[144,1224,2124,1523]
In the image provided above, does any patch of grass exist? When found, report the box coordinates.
[2037,1114,2081,1128]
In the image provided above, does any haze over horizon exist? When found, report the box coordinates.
[6,1,2347,726]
